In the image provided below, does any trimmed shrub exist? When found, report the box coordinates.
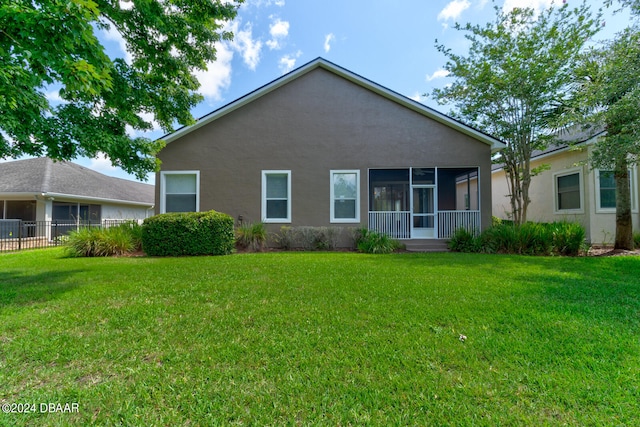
[235,222,267,251]
[354,228,401,254]
[142,211,234,256]
[633,232,640,249]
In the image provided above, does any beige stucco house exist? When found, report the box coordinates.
[492,130,639,245]
[156,58,505,247]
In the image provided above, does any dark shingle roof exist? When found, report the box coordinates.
[0,158,154,205]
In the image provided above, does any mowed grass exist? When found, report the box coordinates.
[0,249,639,426]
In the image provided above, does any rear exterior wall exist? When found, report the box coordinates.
[157,68,493,234]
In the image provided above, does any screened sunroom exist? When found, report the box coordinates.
[368,167,480,239]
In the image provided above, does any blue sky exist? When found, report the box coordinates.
[43,0,636,182]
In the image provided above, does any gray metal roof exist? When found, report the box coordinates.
[0,158,154,205]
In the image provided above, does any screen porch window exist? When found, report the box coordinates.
[262,171,291,222]
[556,172,581,211]
[161,171,200,213]
[330,170,360,222]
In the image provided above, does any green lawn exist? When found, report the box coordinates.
[1,249,639,426]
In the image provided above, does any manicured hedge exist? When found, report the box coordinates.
[142,211,235,256]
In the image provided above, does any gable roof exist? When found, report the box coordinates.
[162,57,506,153]
[0,158,154,206]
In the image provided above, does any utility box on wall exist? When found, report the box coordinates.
[0,219,21,239]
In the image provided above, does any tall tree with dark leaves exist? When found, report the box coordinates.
[432,2,600,225]
[0,0,242,180]
[563,0,640,249]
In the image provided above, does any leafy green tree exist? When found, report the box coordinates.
[566,3,640,249]
[0,0,242,180]
[432,2,600,225]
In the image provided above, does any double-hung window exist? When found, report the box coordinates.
[555,170,582,212]
[262,171,291,222]
[161,171,200,213]
[330,170,360,222]
[597,170,617,210]
[596,168,637,212]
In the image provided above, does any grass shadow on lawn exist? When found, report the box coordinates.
[0,270,83,312]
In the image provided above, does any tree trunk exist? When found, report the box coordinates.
[614,157,634,250]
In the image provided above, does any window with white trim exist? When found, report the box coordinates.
[330,170,360,222]
[161,171,200,213]
[555,170,582,212]
[595,168,637,212]
[262,171,291,222]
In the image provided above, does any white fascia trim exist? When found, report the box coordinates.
[0,192,40,199]
[161,58,507,153]
[0,192,153,207]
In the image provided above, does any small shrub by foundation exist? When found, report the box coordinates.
[235,222,267,251]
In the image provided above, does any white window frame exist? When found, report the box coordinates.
[330,169,360,223]
[595,168,638,214]
[553,168,584,214]
[160,170,200,214]
[262,170,291,223]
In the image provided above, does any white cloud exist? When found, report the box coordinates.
[193,43,234,101]
[324,33,335,53]
[278,50,302,74]
[45,90,66,104]
[244,0,285,7]
[426,69,450,81]
[99,21,133,64]
[88,153,119,174]
[478,0,489,8]
[502,0,555,13]
[231,22,263,70]
[118,1,133,10]
[409,92,428,103]
[266,18,289,50]
[438,0,471,21]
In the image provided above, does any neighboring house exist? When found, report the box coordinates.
[0,157,154,238]
[492,129,639,245]
[156,58,505,247]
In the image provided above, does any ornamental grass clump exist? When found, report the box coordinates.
[449,221,586,256]
[65,226,134,257]
[235,222,267,252]
[354,228,401,254]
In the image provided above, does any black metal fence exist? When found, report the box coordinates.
[0,219,142,252]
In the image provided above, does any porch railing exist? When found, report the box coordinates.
[0,219,143,252]
[438,210,480,239]
[368,210,480,240]
[368,211,411,239]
